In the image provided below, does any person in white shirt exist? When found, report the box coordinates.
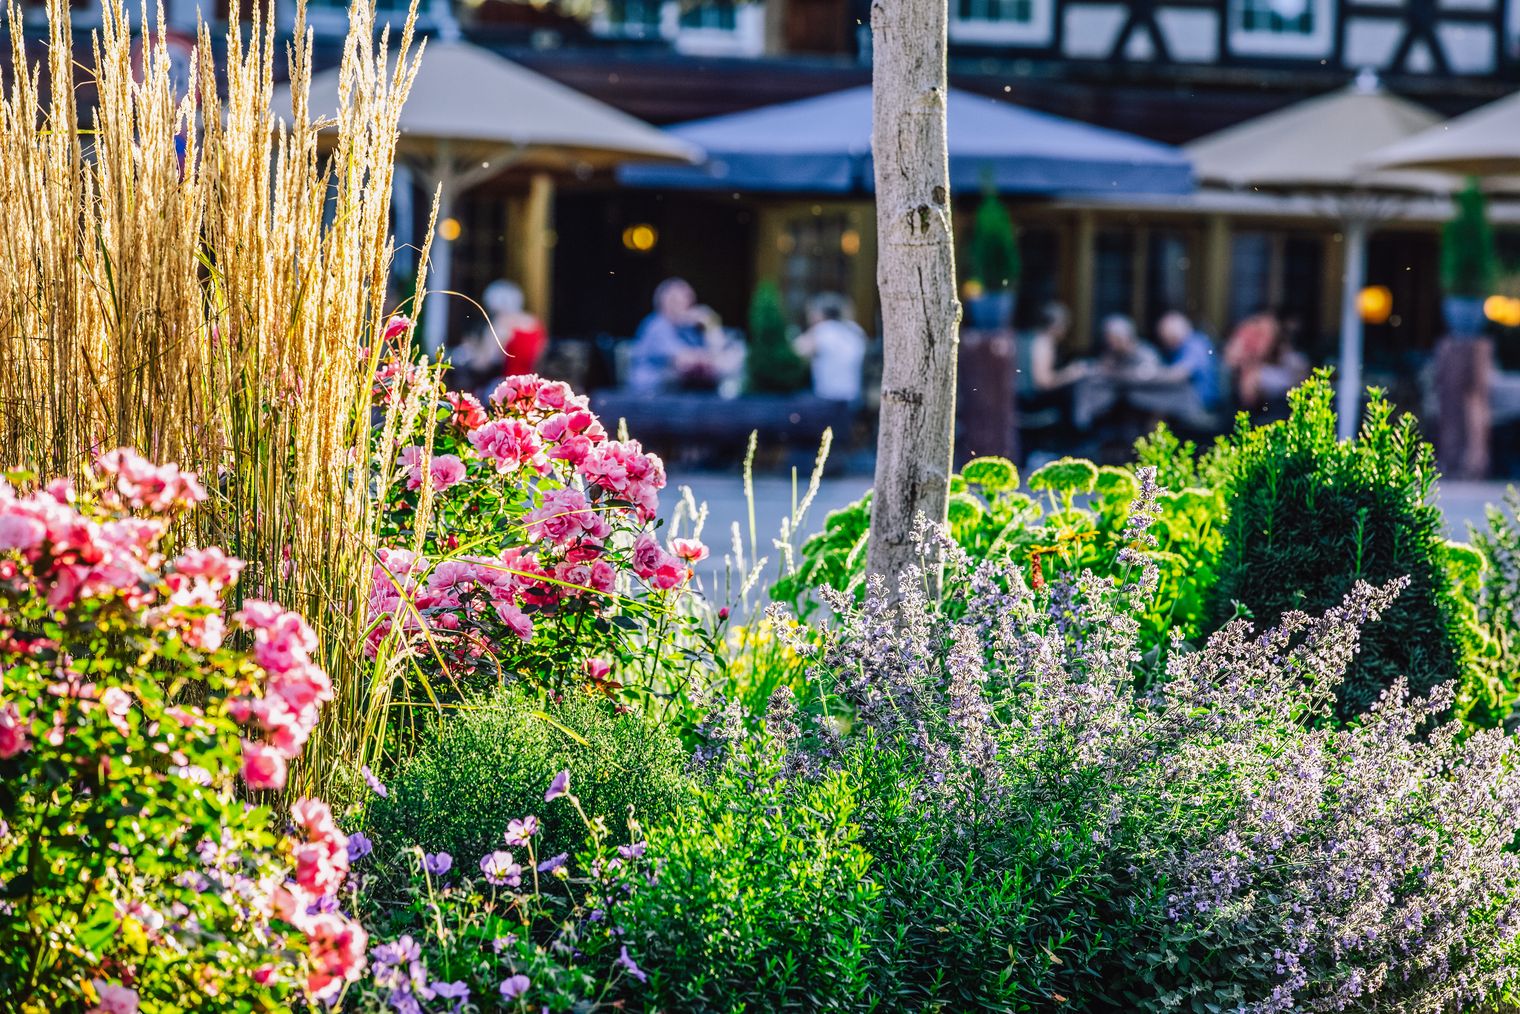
[793,292,867,404]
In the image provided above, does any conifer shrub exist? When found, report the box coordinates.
[1208,373,1496,722]
[744,279,809,394]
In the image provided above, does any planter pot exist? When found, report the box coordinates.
[965,291,1016,331]
[1443,294,1487,338]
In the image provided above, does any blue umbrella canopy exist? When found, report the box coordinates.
[619,85,1193,195]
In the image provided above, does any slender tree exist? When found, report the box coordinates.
[866,0,960,589]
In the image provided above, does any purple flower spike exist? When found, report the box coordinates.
[544,769,570,802]
[499,974,531,1001]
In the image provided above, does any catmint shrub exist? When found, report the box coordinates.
[0,451,366,1011]
[773,492,1520,1012]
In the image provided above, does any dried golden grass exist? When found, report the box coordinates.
[0,0,431,799]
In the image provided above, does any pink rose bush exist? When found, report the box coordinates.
[370,362,705,691]
[0,450,366,1010]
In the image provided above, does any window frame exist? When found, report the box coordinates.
[1228,0,1335,57]
[948,0,1052,46]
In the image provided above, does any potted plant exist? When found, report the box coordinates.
[1441,179,1498,337]
[964,184,1021,330]
[745,279,810,394]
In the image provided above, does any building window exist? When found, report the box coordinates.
[1235,0,1314,36]
[593,0,664,38]
[1229,0,1332,56]
[679,0,736,31]
[949,0,1052,45]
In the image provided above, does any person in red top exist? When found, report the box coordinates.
[464,280,545,383]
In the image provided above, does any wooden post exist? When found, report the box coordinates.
[1071,208,1096,353]
[521,172,555,332]
[865,0,959,590]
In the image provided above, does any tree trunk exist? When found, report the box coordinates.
[865,0,960,592]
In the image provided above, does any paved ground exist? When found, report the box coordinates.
[665,469,1520,586]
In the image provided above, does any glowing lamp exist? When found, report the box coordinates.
[621,224,658,252]
[1357,285,1392,325]
[1486,295,1520,328]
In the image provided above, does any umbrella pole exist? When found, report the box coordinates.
[424,195,455,357]
[1336,216,1369,440]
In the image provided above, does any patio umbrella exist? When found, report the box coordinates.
[281,39,697,353]
[617,85,1193,196]
[1185,73,1445,437]
[1363,89,1520,177]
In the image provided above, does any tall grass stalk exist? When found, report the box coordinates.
[0,0,427,801]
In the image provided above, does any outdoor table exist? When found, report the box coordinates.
[1072,374,1209,431]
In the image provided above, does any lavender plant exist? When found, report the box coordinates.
[769,470,1520,1012]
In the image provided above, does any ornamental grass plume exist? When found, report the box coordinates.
[0,0,428,799]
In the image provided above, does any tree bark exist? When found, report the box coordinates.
[866,0,960,592]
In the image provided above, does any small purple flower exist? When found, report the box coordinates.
[480,850,522,888]
[499,974,531,1001]
[361,764,389,798]
[618,841,647,861]
[504,815,539,847]
[492,934,519,954]
[431,980,470,1011]
[423,851,452,877]
[347,831,373,862]
[537,852,569,875]
[544,769,570,802]
[617,945,648,984]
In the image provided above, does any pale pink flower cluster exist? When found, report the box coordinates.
[371,374,701,663]
[367,547,536,654]
[97,447,208,512]
[231,601,334,792]
[268,798,368,1001]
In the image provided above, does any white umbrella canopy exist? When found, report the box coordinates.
[1186,76,1447,193]
[1184,75,1447,437]
[279,39,698,352]
[1363,89,1520,177]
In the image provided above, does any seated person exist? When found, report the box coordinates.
[793,292,867,405]
[1018,302,1089,406]
[1096,314,1161,380]
[1154,310,1222,412]
[627,278,741,394]
[460,280,546,390]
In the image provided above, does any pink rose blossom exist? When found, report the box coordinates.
[669,538,708,564]
[0,513,44,553]
[304,912,368,1001]
[468,419,547,475]
[0,702,29,758]
[241,740,288,790]
[87,981,139,1014]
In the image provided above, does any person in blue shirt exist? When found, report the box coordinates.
[626,278,740,394]
[1155,310,1222,412]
